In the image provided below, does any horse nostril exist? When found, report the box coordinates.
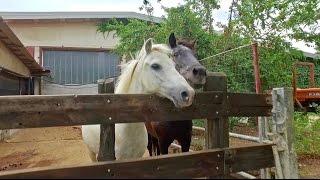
[198,68,207,76]
[181,91,189,102]
[193,67,207,76]
[193,68,198,75]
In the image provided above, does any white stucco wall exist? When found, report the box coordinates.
[6,21,119,49]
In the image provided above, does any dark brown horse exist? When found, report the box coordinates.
[145,33,207,155]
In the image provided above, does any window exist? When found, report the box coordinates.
[0,73,31,95]
[43,50,119,85]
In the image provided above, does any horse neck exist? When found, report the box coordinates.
[115,60,146,130]
[115,60,145,94]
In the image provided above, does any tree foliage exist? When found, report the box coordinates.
[235,0,320,51]
[97,0,318,92]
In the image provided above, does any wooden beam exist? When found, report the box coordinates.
[0,19,44,73]
[225,144,274,173]
[0,92,223,130]
[97,78,116,162]
[204,72,229,178]
[204,72,229,149]
[0,144,274,179]
[271,88,299,178]
[0,92,272,130]
[228,92,272,107]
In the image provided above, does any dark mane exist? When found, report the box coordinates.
[176,38,196,51]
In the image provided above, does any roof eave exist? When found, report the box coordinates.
[0,17,48,76]
[0,11,164,24]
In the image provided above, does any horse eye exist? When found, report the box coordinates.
[151,63,161,70]
[173,52,179,57]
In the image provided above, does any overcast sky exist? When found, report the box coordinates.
[0,0,316,53]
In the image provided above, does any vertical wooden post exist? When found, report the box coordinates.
[258,116,271,179]
[271,87,299,179]
[204,72,229,178]
[204,72,229,149]
[97,78,116,161]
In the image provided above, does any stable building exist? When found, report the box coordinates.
[0,12,162,94]
[0,17,48,95]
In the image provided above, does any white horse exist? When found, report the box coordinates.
[82,38,195,161]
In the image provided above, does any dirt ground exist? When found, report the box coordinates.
[0,124,319,178]
[0,127,92,172]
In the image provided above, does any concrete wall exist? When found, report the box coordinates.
[0,40,30,76]
[6,21,119,49]
[42,81,98,95]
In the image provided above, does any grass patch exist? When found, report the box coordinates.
[193,119,205,127]
[294,111,320,156]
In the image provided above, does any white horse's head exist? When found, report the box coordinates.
[140,39,195,108]
[117,38,195,108]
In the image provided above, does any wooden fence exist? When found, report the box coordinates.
[0,72,276,179]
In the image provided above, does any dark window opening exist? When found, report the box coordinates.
[0,72,33,96]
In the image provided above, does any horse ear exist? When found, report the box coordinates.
[145,38,153,54]
[169,33,177,48]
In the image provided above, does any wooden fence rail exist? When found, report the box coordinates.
[0,92,272,130]
[0,144,274,179]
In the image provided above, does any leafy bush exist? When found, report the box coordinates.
[294,112,320,156]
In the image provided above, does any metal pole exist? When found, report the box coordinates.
[251,41,262,94]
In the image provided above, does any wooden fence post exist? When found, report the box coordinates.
[258,116,272,179]
[204,72,229,177]
[97,78,116,161]
[271,87,299,179]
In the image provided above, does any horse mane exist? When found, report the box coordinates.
[115,39,172,94]
[115,59,139,94]
[177,38,196,51]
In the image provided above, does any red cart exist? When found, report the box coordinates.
[292,62,320,111]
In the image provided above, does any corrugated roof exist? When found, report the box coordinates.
[0,11,163,23]
[0,17,49,76]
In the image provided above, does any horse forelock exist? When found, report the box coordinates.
[135,43,172,62]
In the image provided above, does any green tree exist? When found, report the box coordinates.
[234,0,320,51]
[97,0,317,92]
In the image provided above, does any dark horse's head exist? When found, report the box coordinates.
[168,33,207,86]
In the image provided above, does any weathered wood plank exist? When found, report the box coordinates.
[0,92,272,130]
[97,78,116,161]
[0,144,274,179]
[0,92,222,114]
[228,93,272,117]
[225,144,274,173]
[229,106,272,117]
[204,72,229,149]
[0,92,223,130]
[204,72,229,178]
[228,93,272,107]
[271,88,299,179]
[0,148,225,179]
